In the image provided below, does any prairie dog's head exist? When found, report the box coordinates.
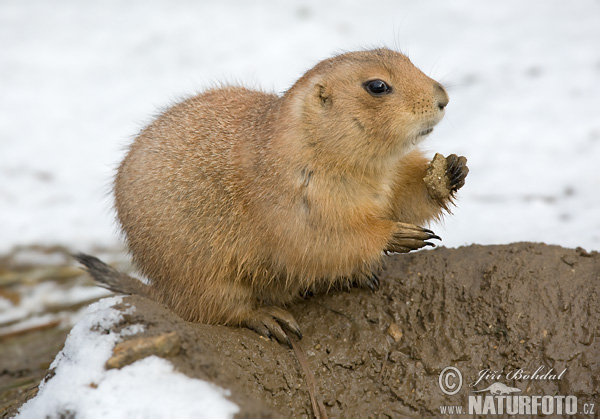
[287,48,448,170]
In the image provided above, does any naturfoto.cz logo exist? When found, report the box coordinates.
[438,365,596,416]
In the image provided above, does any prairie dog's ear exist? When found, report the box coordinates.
[314,83,332,109]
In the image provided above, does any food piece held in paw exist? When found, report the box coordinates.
[424,153,451,201]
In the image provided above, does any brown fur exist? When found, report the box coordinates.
[109,48,466,340]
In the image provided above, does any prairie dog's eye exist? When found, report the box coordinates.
[364,79,391,96]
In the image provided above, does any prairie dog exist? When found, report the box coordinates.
[77,48,468,346]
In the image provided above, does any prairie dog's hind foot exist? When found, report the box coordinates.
[385,222,441,254]
[242,306,302,348]
[352,273,381,292]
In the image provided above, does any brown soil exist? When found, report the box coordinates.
[3,242,599,417]
[0,327,69,416]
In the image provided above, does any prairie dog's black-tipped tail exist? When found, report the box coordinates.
[73,253,150,297]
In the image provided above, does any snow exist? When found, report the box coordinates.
[9,248,71,267]
[0,313,60,335]
[0,280,111,325]
[1,0,599,253]
[16,297,239,419]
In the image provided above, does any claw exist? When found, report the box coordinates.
[386,246,411,254]
[243,306,302,347]
[352,273,381,292]
[446,155,469,193]
[446,154,458,167]
[264,306,303,340]
[371,273,380,288]
[385,222,441,254]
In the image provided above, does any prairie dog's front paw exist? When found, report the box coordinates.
[385,222,441,254]
[446,154,469,194]
[424,153,468,201]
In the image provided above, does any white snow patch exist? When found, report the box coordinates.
[17,296,239,419]
[119,323,147,337]
[0,281,112,325]
[0,313,61,336]
[9,249,71,267]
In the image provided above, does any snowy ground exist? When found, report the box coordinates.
[16,297,239,419]
[1,0,599,254]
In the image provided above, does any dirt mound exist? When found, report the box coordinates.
[81,242,600,417]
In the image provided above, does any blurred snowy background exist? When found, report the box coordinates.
[2,0,600,253]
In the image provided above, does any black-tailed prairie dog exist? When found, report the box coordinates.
[77,48,468,346]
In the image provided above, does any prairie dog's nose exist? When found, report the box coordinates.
[434,82,449,110]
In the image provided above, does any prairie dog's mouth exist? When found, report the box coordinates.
[418,127,434,137]
[410,126,435,145]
